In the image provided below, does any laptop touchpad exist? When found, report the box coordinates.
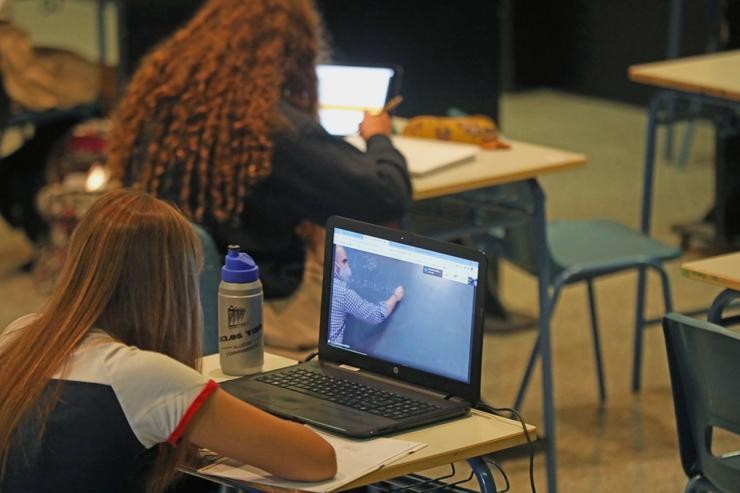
[245,391,306,410]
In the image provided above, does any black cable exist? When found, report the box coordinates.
[302,351,319,362]
[475,402,537,493]
[484,457,510,493]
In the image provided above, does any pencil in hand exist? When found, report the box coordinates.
[370,95,403,115]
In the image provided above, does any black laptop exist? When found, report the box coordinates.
[220,216,487,438]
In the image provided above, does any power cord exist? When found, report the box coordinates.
[485,457,511,493]
[302,351,319,362]
[475,402,537,493]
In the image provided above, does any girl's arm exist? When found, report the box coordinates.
[184,388,337,481]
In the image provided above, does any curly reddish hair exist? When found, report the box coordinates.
[107,0,322,222]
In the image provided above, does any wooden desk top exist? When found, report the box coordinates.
[681,251,740,291]
[341,408,534,490]
[200,353,536,490]
[411,139,586,201]
[628,50,740,102]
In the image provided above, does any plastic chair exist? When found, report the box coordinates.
[472,182,681,405]
[193,224,221,356]
[663,313,740,493]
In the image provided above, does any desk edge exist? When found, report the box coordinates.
[413,156,586,201]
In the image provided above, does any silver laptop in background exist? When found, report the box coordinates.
[317,64,402,136]
[220,216,486,438]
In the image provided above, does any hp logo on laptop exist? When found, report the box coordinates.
[393,366,399,374]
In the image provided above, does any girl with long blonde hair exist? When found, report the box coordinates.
[0,190,336,493]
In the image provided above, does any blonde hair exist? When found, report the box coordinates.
[107,0,323,223]
[0,189,204,493]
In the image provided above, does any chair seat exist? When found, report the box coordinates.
[548,219,682,278]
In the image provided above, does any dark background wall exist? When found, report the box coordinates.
[510,0,717,105]
[316,0,501,120]
[122,0,502,120]
[121,1,726,120]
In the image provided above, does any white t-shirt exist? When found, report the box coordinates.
[1,314,218,493]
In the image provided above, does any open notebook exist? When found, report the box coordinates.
[345,134,479,176]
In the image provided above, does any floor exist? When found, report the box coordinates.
[0,89,727,492]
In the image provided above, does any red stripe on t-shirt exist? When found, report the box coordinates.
[167,379,219,446]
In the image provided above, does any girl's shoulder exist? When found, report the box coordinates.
[66,329,213,449]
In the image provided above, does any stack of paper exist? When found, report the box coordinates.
[198,430,426,492]
[345,135,479,176]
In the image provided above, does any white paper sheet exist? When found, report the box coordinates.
[345,135,479,176]
[198,430,426,492]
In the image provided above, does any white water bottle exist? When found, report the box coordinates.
[218,245,264,375]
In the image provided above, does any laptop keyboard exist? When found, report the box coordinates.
[256,368,442,419]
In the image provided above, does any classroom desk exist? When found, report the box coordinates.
[629,51,740,101]
[407,138,585,493]
[681,251,740,324]
[411,139,586,201]
[628,50,740,243]
[198,353,536,492]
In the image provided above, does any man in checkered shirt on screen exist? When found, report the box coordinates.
[329,245,404,345]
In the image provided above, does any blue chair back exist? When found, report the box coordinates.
[193,224,221,355]
[663,313,740,492]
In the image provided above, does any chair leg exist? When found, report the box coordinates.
[586,280,607,404]
[633,262,674,392]
[631,268,648,392]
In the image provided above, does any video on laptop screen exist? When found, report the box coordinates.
[317,64,395,136]
[328,227,479,383]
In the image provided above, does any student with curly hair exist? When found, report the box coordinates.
[0,190,336,493]
[107,0,412,299]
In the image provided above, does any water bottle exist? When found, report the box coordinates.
[218,245,264,375]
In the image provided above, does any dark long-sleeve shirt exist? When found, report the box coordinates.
[213,102,411,251]
[195,103,412,296]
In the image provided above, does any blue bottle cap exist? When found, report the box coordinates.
[221,245,259,283]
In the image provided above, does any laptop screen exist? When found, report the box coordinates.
[325,225,480,384]
[317,64,398,136]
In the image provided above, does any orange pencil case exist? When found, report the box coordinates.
[401,115,510,149]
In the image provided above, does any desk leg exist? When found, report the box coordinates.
[467,457,497,493]
[631,92,666,393]
[529,180,557,493]
[631,267,648,392]
[640,92,665,236]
